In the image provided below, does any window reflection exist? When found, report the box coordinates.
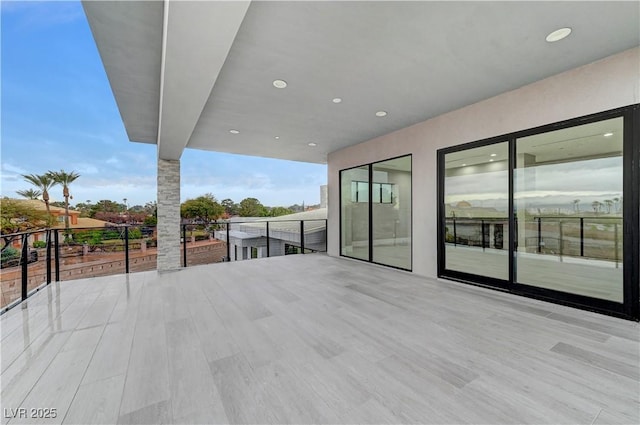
[341,166,369,260]
[444,142,509,280]
[372,156,411,270]
[515,117,623,302]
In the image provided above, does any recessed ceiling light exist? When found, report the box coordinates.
[375,111,387,117]
[273,79,287,89]
[229,129,240,134]
[308,142,317,147]
[462,163,467,167]
[546,27,571,43]
[490,153,497,157]
[603,132,613,137]
[489,159,494,162]
[332,98,342,104]
[274,136,280,140]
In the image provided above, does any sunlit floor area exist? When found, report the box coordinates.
[446,245,623,302]
[1,254,638,424]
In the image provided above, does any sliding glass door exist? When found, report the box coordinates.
[340,155,412,270]
[515,117,624,302]
[443,142,509,281]
[340,166,369,261]
[438,105,638,319]
[372,156,412,269]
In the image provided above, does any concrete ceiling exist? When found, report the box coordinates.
[83,1,640,163]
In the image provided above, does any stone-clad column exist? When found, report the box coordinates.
[157,158,181,271]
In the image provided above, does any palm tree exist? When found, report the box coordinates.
[22,173,58,224]
[16,188,42,200]
[48,170,80,231]
[572,199,580,213]
[604,199,613,214]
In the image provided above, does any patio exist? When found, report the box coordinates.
[1,254,638,424]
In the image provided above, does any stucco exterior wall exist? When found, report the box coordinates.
[327,47,640,278]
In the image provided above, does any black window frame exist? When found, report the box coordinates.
[437,104,639,320]
[339,154,413,272]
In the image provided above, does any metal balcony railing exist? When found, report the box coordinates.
[1,219,327,313]
[444,215,623,264]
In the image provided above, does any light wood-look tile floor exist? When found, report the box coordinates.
[1,254,638,424]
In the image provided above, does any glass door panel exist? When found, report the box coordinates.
[372,156,412,270]
[514,117,623,302]
[443,142,509,280]
[340,166,370,260]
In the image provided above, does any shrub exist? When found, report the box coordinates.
[128,228,142,239]
[32,240,47,248]
[143,216,157,226]
[1,246,20,260]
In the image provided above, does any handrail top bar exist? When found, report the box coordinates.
[1,219,327,239]
[445,215,622,220]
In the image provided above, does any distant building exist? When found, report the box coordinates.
[10,199,114,229]
[214,208,327,261]
[5,199,114,249]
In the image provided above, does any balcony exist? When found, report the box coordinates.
[2,254,638,424]
[1,219,327,311]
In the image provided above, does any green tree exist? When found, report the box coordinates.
[143,215,157,226]
[238,197,268,217]
[74,201,93,217]
[612,197,620,213]
[604,199,613,214]
[288,203,304,213]
[180,193,224,222]
[143,201,157,215]
[16,188,42,200]
[22,173,58,222]
[591,200,602,214]
[48,170,80,231]
[0,199,49,234]
[221,198,238,216]
[269,206,293,217]
[90,200,121,218]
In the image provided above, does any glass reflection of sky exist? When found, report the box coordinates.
[446,156,622,214]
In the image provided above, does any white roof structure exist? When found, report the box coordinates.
[82,1,639,163]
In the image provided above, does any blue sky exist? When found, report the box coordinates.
[1,1,327,208]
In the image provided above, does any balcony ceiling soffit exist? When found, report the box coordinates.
[85,1,640,164]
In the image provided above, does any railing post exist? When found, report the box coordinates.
[580,217,584,257]
[54,230,60,282]
[558,220,563,261]
[537,217,542,253]
[453,218,457,246]
[266,221,270,258]
[226,222,230,261]
[21,233,29,301]
[46,229,52,285]
[614,222,619,268]
[325,219,328,252]
[300,220,305,254]
[124,225,130,273]
[182,224,187,267]
[481,219,486,251]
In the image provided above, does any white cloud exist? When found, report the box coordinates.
[75,164,99,175]
[1,162,28,177]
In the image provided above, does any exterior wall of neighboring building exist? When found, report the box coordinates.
[327,47,640,278]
